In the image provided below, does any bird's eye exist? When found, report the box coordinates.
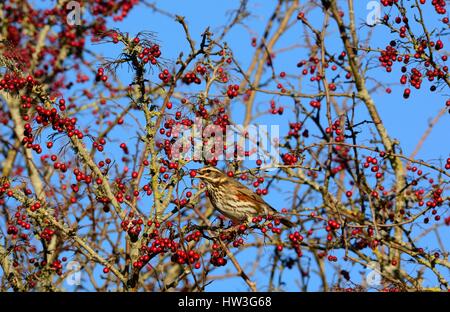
[206,169,211,173]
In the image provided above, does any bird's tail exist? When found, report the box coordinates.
[269,206,295,228]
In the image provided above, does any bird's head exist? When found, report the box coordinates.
[195,166,227,185]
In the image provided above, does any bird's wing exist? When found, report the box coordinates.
[233,185,272,213]
[233,182,293,227]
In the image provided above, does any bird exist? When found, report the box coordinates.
[195,166,295,228]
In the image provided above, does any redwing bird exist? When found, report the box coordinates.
[196,166,294,228]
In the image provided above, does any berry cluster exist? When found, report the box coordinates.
[282,153,299,166]
[226,84,239,99]
[325,219,341,242]
[381,0,399,7]
[182,71,201,85]
[379,43,398,72]
[158,69,172,84]
[137,42,162,65]
[0,73,34,93]
[40,227,56,242]
[288,231,304,257]
[269,100,284,115]
[431,0,447,14]
[363,156,384,181]
[210,243,228,267]
[95,67,108,82]
[121,212,143,239]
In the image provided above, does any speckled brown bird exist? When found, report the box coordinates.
[196,166,294,228]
